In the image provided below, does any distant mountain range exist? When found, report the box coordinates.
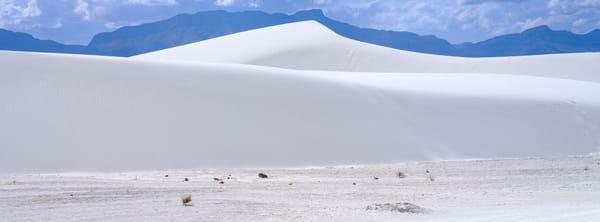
[0,29,90,54]
[1,9,599,57]
[455,25,600,57]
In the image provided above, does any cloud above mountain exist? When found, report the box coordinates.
[0,0,598,44]
[0,0,40,27]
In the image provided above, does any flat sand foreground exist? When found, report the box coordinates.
[2,154,600,222]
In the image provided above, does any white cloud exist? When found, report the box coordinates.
[22,0,40,17]
[0,0,41,27]
[73,0,91,20]
[517,17,545,30]
[312,0,331,5]
[125,0,178,6]
[355,0,599,41]
[2,0,600,44]
[548,0,600,14]
[103,21,119,29]
[50,18,62,28]
[572,18,586,27]
[214,0,234,6]
[104,21,141,30]
[247,0,261,8]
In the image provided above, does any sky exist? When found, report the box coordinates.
[1,0,599,45]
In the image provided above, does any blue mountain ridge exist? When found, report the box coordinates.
[0,29,90,54]
[1,9,599,57]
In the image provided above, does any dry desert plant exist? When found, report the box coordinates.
[396,170,406,178]
[181,194,192,206]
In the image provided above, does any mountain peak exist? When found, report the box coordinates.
[293,9,325,18]
[522,25,552,34]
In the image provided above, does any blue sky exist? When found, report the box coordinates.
[1,0,599,45]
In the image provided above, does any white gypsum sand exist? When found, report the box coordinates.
[136,21,600,83]
[1,154,599,221]
[1,20,600,221]
[1,51,600,172]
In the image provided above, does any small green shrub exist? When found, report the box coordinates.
[181,194,192,206]
[396,170,406,178]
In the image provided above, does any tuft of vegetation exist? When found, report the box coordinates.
[181,194,192,206]
[373,177,379,180]
[427,174,435,182]
[584,166,590,171]
[258,172,269,178]
[184,178,189,182]
[396,170,406,178]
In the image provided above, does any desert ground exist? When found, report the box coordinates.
[2,154,600,221]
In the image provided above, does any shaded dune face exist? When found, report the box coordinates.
[2,22,600,172]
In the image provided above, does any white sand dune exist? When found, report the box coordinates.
[1,49,600,172]
[1,21,600,173]
[137,21,600,83]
